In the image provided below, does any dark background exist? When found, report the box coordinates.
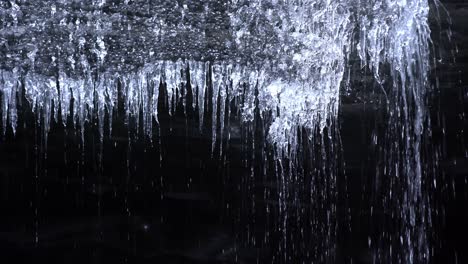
[1,1,467,263]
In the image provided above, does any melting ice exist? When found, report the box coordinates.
[0,0,438,263]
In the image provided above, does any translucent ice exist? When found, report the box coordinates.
[0,0,437,262]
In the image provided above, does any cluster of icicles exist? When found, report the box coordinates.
[1,60,340,149]
[0,0,443,263]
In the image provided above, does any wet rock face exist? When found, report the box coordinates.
[0,0,234,74]
[0,0,318,77]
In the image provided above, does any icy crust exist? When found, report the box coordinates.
[0,0,433,161]
[0,0,354,151]
[0,0,234,73]
[0,0,432,153]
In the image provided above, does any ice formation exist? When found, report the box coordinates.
[0,0,440,263]
[0,0,354,148]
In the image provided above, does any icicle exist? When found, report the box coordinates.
[1,69,19,135]
[95,74,107,143]
[105,74,118,137]
[197,61,208,130]
[211,63,224,154]
[58,72,72,126]
[23,73,59,148]
[149,63,161,128]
